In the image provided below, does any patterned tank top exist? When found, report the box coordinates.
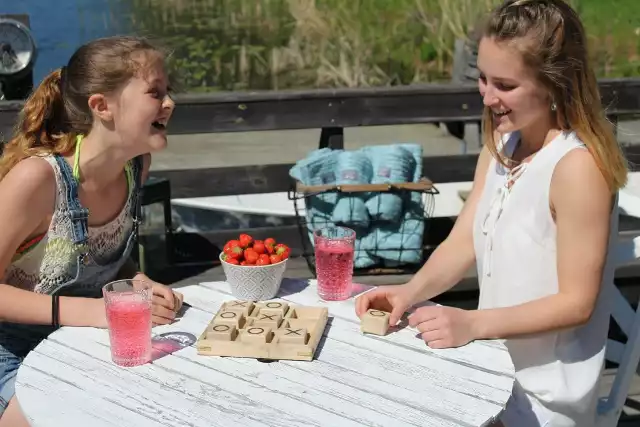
[3,153,143,296]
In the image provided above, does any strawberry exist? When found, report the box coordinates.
[239,233,253,249]
[253,240,266,255]
[256,256,270,266]
[264,237,276,253]
[274,243,290,259]
[244,248,259,264]
[224,239,240,253]
[224,243,243,260]
[269,254,282,264]
[226,258,240,265]
[258,254,270,264]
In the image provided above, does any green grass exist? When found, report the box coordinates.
[122,0,640,91]
[573,0,640,77]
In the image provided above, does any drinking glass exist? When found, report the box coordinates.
[102,279,153,367]
[314,226,356,300]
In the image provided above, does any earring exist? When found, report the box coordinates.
[551,102,557,111]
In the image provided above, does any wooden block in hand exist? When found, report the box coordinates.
[360,309,390,335]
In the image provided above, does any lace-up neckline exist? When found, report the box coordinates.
[480,135,531,277]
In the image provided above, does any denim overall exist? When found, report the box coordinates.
[0,154,143,414]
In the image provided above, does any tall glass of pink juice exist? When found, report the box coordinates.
[102,279,152,367]
[314,226,356,301]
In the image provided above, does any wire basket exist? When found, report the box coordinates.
[288,178,438,276]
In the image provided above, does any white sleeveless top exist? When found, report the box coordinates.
[473,131,617,426]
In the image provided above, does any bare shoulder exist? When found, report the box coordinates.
[551,147,611,216]
[0,157,56,257]
[0,157,56,198]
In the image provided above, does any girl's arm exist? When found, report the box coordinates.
[471,148,612,339]
[0,284,105,327]
[0,158,106,327]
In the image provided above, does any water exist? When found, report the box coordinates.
[0,0,129,85]
[314,239,355,301]
[106,295,152,367]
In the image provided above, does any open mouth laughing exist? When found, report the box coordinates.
[492,109,512,118]
[152,119,167,131]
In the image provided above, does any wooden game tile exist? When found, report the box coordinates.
[276,327,308,345]
[223,300,254,316]
[206,324,237,341]
[251,312,283,329]
[240,326,273,344]
[257,301,289,316]
[360,309,390,335]
[214,310,246,329]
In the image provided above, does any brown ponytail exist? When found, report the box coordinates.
[0,69,76,179]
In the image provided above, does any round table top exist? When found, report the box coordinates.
[16,280,514,427]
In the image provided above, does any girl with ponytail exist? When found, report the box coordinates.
[0,36,182,426]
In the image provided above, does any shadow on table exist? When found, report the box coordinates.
[278,278,311,297]
[311,317,332,360]
[150,331,197,362]
[149,302,197,361]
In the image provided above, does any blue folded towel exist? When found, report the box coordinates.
[332,151,373,228]
[364,145,417,222]
[396,143,423,180]
[289,148,341,243]
[290,143,427,269]
[368,191,425,265]
[352,228,379,268]
[289,148,340,191]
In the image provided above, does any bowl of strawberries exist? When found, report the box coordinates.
[219,234,291,300]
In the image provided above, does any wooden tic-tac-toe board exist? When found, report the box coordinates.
[196,300,329,361]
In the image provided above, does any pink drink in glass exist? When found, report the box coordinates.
[314,226,356,300]
[103,280,152,367]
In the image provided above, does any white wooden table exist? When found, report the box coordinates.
[15,279,515,427]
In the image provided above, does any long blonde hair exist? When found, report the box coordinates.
[1,36,167,180]
[481,0,627,192]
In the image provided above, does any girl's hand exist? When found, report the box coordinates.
[149,282,183,326]
[408,305,477,349]
[355,284,416,326]
[132,277,183,326]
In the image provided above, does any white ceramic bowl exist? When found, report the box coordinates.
[219,253,288,300]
